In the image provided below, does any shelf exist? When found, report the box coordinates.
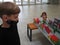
[35,23,57,45]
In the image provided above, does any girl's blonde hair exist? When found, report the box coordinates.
[41,12,47,17]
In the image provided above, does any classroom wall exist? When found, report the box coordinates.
[59,0,60,4]
[48,0,59,4]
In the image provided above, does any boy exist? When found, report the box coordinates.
[0,2,20,45]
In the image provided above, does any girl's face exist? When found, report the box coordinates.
[42,14,47,20]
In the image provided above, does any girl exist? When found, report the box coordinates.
[40,12,49,24]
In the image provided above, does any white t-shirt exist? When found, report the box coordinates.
[39,18,49,24]
[0,18,2,25]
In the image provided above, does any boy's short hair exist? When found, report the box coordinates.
[41,12,47,17]
[0,2,20,17]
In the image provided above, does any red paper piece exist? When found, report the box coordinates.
[58,24,60,29]
[41,24,46,28]
[44,26,51,34]
[34,18,40,24]
[49,34,59,42]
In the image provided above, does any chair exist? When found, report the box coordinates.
[27,23,38,41]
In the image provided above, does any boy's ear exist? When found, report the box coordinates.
[2,15,8,21]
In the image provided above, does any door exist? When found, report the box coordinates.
[42,0,48,4]
[3,0,14,2]
[36,0,42,4]
[23,0,28,5]
[14,0,21,5]
[29,0,35,4]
